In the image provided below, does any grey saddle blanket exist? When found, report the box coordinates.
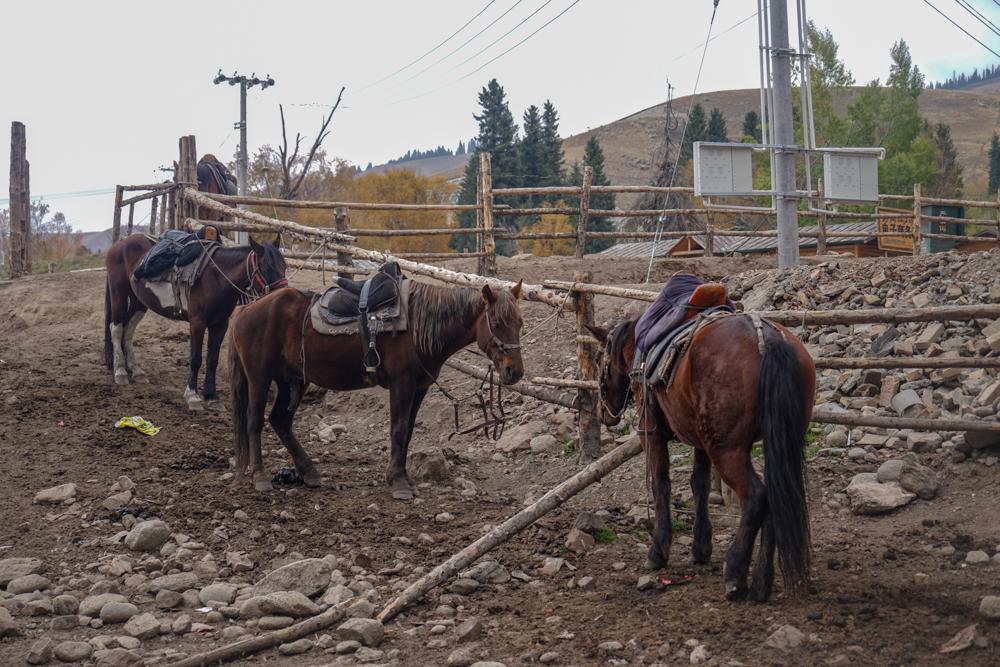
[310,279,411,336]
[632,308,736,387]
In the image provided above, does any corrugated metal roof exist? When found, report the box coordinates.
[597,221,877,258]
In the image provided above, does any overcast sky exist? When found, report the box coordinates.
[2,0,998,232]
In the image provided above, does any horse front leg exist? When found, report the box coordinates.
[110,320,130,385]
[201,321,227,410]
[690,448,714,565]
[123,310,148,382]
[385,382,426,501]
[269,378,321,488]
[644,403,674,571]
[185,320,206,411]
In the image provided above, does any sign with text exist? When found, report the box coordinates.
[876,207,913,252]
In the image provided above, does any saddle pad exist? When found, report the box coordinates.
[310,279,411,336]
[633,308,736,386]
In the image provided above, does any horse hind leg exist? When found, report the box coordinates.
[110,322,130,385]
[268,379,321,488]
[123,310,148,382]
[749,514,776,603]
[690,448,714,565]
[643,405,674,571]
[715,449,767,601]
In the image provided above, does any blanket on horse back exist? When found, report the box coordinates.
[632,273,734,385]
[308,262,409,373]
[130,227,223,316]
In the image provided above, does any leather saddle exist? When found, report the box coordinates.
[132,227,220,282]
[632,282,734,386]
[315,262,405,372]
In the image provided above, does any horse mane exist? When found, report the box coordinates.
[611,318,637,368]
[407,281,518,358]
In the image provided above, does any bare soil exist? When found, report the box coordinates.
[1,255,998,666]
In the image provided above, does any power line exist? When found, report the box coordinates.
[400,0,527,85]
[954,0,1000,38]
[391,0,579,105]
[670,11,758,62]
[924,0,1000,58]
[448,0,556,72]
[0,188,117,205]
[356,0,500,93]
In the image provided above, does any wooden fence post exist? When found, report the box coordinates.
[166,187,176,231]
[573,271,602,460]
[110,186,124,243]
[575,166,592,258]
[703,210,715,257]
[479,152,497,275]
[912,182,922,256]
[150,195,158,235]
[158,193,167,234]
[334,206,352,279]
[126,203,135,235]
[817,180,827,255]
[8,122,29,278]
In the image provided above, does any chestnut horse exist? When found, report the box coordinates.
[104,236,287,410]
[192,154,236,222]
[587,313,815,602]
[228,280,524,498]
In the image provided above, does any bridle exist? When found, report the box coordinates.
[246,250,288,297]
[596,322,634,421]
[479,296,521,358]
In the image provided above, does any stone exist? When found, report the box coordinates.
[336,640,362,654]
[897,461,940,500]
[410,450,451,482]
[538,557,566,576]
[980,595,1000,620]
[876,459,905,483]
[447,647,477,667]
[436,512,456,523]
[241,591,321,618]
[336,617,384,647]
[155,590,182,609]
[124,520,171,552]
[34,483,78,505]
[102,491,133,511]
[148,571,199,593]
[966,431,1000,450]
[939,624,979,654]
[27,638,54,665]
[689,645,710,664]
[766,624,805,651]
[457,617,483,642]
[912,293,931,308]
[0,557,45,586]
[252,558,331,597]
[847,447,867,461]
[52,595,78,616]
[116,637,140,650]
[539,652,560,664]
[171,614,192,634]
[199,583,238,605]
[966,550,990,564]
[846,473,915,515]
[258,615,296,631]
[469,663,506,667]
[50,615,77,631]
[447,578,480,595]
[321,584,355,606]
[347,599,375,619]
[576,576,596,590]
[355,647,386,663]
[123,612,161,639]
[79,593,128,618]
[225,551,254,573]
[907,432,942,453]
[0,607,19,638]
[564,527,595,552]
[92,648,144,667]
[825,431,849,447]
[278,638,314,656]
[495,420,546,453]
[597,641,623,656]
[529,434,560,454]
[100,602,139,625]
[915,323,945,351]
[6,573,50,594]
[53,641,92,663]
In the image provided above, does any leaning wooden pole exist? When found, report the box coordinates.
[573,271,602,459]
[575,166,592,259]
[8,122,29,278]
[480,152,497,275]
[376,435,645,623]
[912,182,922,256]
[334,206,353,279]
[111,186,124,243]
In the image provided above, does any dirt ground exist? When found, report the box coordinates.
[1,255,998,666]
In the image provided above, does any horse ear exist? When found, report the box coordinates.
[584,324,609,342]
[509,279,523,300]
[249,235,263,252]
[481,284,497,305]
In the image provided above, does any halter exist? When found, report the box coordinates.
[596,322,634,421]
[246,250,288,297]
[480,295,521,356]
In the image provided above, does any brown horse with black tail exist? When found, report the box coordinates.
[228,280,524,497]
[587,309,815,602]
[104,235,287,409]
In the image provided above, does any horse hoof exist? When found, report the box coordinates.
[131,372,149,384]
[186,396,204,412]
[725,581,749,601]
[643,556,665,571]
[301,471,322,488]
[254,479,273,492]
[114,373,130,386]
[204,399,224,411]
[390,481,414,501]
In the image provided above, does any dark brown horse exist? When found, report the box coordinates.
[228,280,525,497]
[587,312,815,602]
[104,236,287,410]
[191,154,236,222]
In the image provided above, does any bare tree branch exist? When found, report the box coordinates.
[286,86,346,200]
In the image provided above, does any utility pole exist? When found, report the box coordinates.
[768,0,799,268]
[213,70,275,243]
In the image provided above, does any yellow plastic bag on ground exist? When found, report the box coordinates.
[114,416,161,436]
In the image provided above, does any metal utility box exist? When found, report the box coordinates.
[920,204,963,254]
[693,142,753,196]
[823,151,880,202]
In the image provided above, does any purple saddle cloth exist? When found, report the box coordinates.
[635,274,733,354]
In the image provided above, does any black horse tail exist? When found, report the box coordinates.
[758,335,811,595]
[104,277,113,370]
[229,339,250,475]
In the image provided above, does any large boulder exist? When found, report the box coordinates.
[336,617,384,647]
[846,473,915,515]
[0,557,45,587]
[495,421,546,454]
[898,461,940,500]
[124,520,171,552]
[253,558,331,598]
[241,591,322,619]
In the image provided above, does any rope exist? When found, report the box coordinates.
[284,239,332,280]
[644,0,721,283]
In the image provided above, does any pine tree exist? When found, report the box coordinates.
[580,136,615,254]
[989,133,1000,195]
[706,108,728,142]
[457,140,466,155]
[742,111,762,142]
[452,155,480,252]
[928,122,962,197]
[541,100,565,187]
[679,104,708,164]
[519,105,545,206]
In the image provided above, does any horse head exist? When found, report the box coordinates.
[477,280,525,385]
[586,320,636,426]
[248,235,288,295]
